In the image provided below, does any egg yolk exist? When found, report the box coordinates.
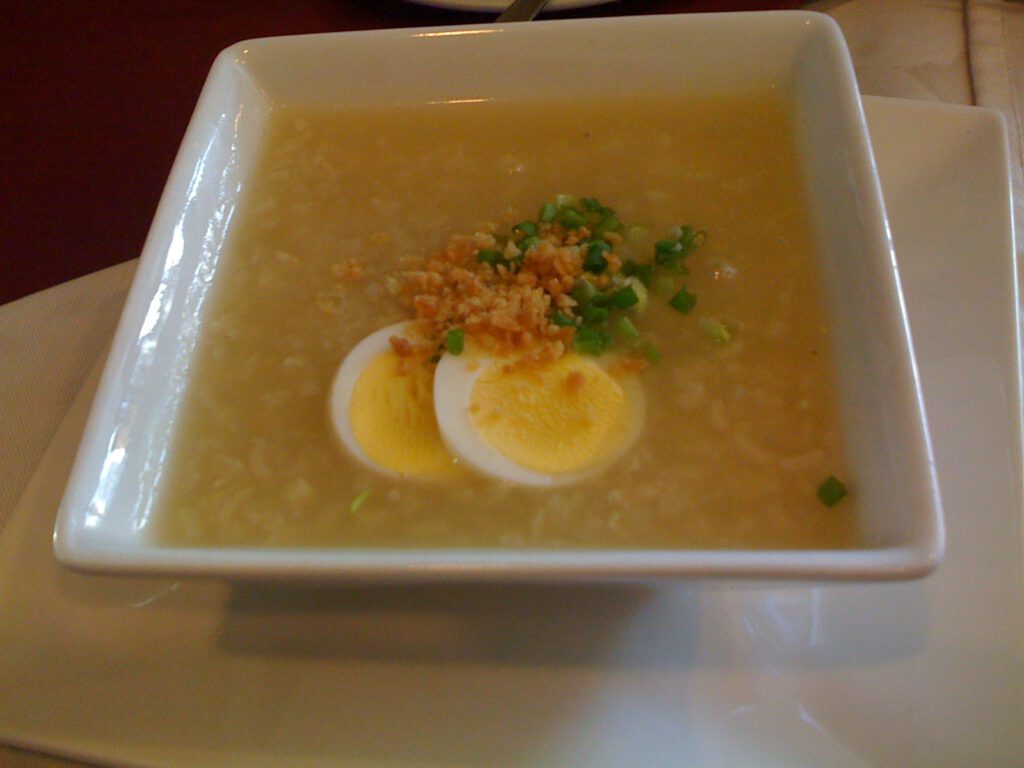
[349,353,460,478]
[468,354,632,475]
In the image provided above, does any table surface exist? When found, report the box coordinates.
[1,0,799,306]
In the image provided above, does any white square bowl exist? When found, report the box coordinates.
[53,11,943,581]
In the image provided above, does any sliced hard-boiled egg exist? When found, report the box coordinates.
[434,350,645,486]
[329,322,462,480]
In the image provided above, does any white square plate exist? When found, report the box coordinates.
[0,97,1019,766]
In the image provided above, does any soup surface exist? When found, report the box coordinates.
[155,92,855,549]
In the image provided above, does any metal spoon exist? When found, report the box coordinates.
[496,0,551,23]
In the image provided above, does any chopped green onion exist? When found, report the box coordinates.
[622,259,655,287]
[655,239,682,256]
[581,306,609,325]
[593,215,622,239]
[655,250,677,268]
[559,208,587,229]
[657,251,688,272]
[583,252,609,274]
[669,286,697,314]
[817,475,847,507]
[609,284,640,309]
[513,221,538,237]
[350,490,371,514]
[625,277,648,311]
[516,235,541,252]
[582,242,610,274]
[653,273,676,295]
[477,204,709,362]
[446,328,465,355]
[615,315,641,341]
[573,326,605,355]
[570,279,598,308]
[698,316,732,343]
[641,342,662,364]
[477,248,502,265]
[655,227,698,272]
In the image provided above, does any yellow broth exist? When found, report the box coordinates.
[154,92,855,549]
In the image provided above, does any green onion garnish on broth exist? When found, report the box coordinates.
[476,198,708,362]
[559,207,588,229]
[513,220,539,237]
[552,311,577,327]
[573,326,606,356]
[625,278,648,310]
[517,234,541,253]
[669,286,697,314]
[817,475,848,507]
[609,284,640,309]
[655,239,682,257]
[642,342,662,364]
[622,259,655,287]
[699,315,732,343]
[653,272,677,295]
[446,328,465,355]
[350,490,372,514]
[655,226,702,273]
[582,243,610,274]
[593,214,622,239]
[615,315,641,341]
[571,278,598,308]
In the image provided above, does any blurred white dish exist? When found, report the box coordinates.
[409,0,613,12]
[0,96,1019,767]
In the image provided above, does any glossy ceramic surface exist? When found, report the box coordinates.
[53,13,942,580]
[1,97,1020,766]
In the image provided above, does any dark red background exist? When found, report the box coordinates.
[2,0,800,305]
